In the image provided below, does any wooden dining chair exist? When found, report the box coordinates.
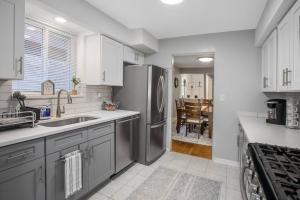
[201,100,213,138]
[184,101,204,139]
[175,99,186,133]
[179,98,185,108]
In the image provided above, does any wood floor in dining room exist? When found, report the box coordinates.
[171,139,212,160]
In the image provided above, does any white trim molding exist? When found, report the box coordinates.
[213,157,239,167]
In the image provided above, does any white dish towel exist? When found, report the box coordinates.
[64,150,82,199]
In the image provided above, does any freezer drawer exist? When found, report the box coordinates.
[146,121,166,163]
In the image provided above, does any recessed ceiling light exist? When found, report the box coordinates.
[26,26,36,31]
[24,35,30,39]
[160,0,184,5]
[54,17,67,23]
[198,57,214,63]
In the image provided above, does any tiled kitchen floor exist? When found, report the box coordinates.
[88,151,242,200]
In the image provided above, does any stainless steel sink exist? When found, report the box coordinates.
[39,116,98,127]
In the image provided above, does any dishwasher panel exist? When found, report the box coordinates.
[115,115,139,173]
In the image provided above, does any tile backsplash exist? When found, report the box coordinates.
[0,80,112,116]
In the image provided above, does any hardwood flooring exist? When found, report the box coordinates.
[171,139,212,160]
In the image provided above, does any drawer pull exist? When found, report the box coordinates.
[92,124,112,131]
[7,150,34,163]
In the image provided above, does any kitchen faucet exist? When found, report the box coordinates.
[56,89,72,118]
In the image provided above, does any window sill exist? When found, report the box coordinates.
[20,93,85,100]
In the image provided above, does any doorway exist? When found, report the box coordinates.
[171,53,214,159]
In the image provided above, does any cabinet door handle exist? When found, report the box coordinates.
[286,68,292,85]
[103,71,106,82]
[38,165,44,183]
[263,77,268,88]
[18,57,23,75]
[89,147,94,160]
[83,148,89,160]
[283,69,286,86]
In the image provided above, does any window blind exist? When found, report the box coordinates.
[13,22,74,92]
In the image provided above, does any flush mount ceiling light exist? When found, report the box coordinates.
[54,17,67,23]
[160,0,184,5]
[198,57,214,63]
[26,26,36,31]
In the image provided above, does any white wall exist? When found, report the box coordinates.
[34,0,158,53]
[145,30,267,162]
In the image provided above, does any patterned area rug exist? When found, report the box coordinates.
[172,126,212,146]
[127,167,221,200]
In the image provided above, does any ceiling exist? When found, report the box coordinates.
[25,0,90,35]
[85,0,267,39]
[174,53,214,68]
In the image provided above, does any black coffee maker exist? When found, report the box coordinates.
[266,99,286,125]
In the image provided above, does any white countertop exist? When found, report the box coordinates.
[0,110,139,148]
[238,113,300,149]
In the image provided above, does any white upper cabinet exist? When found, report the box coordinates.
[277,0,300,92]
[0,0,25,80]
[86,35,123,86]
[123,46,144,65]
[291,0,300,90]
[278,12,292,91]
[261,29,277,92]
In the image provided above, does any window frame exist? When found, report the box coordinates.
[12,18,77,95]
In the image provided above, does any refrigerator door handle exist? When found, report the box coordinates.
[151,121,165,129]
[157,75,164,113]
[160,75,165,112]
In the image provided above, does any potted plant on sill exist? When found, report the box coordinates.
[72,75,81,95]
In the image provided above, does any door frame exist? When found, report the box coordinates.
[168,52,215,155]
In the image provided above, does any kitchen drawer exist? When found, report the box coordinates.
[0,139,44,172]
[88,122,115,140]
[46,128,88,155]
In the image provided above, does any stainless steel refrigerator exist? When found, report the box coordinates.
[113,65,167,165]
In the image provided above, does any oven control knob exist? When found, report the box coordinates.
[246,158,251,165]
[250,183,258,193]
[251,193,261,200]
[258,187,265,196]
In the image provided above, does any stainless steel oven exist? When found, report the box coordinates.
[241,150,267,200]
[238,124,267,200]
[238,123,266,200]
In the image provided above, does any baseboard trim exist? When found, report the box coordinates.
[213,157,239,167]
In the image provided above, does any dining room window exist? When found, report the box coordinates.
[12,21,75,92]
[180,74,205,99]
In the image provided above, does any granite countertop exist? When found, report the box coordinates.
[0,110,139,148]
[238,113,300,149]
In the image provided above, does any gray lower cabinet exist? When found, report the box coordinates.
[46,143,89,200]
[0,121,116,200]
[88,133,115,189]
[0,157,45,200]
